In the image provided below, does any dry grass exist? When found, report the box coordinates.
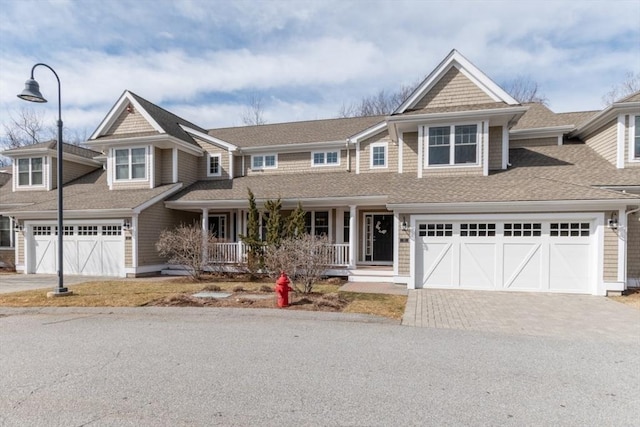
[609,288,640,310]
[0,277,406,320]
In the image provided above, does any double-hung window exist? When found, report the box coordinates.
[208,154,221,177]
[17,157,43,186]
[115,147,146,180]
[370,142,387,168]
[427,124,478,166]
[312,151,339,166]
[0,216,12,247]
[252,154,276,170]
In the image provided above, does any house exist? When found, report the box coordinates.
[1,49,638,296]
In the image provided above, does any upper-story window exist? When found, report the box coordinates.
[634,116,640,159]
[115,147,146,180]
[252,154,277,170]
[17,157,44,186]
[427,124,478,166]
[312,151,339,166]
[370,142,387,168]
[208,153,221,177]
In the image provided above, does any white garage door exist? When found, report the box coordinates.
[416,220,593,294]
[30,223,124,277]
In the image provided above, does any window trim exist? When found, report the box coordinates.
[114,146,148,181]
[0,215,14,248]
[207,153,222,177]
[311,150,340,167]
[631,115,640,161]
[424,122,480,168]
[16,157,45,187]
[370,142,388,169]
[251,154,277,170]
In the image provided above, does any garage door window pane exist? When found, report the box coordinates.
[461,223,495,237]
[504,223,541,237]
[550,222,589,237]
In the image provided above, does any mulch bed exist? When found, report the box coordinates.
[146,291,349,312]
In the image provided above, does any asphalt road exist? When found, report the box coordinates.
[1,307,638,426]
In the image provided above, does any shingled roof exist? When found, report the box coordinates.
[208,115,385,148]
[1,140,101,159]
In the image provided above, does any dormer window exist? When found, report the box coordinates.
[427,124,478,166]
[115,147,146,180]
[17,157,44,186]
[370,142,388,168]
[252,154,277,170]
[207,153,221,177]
[312,151,339,166]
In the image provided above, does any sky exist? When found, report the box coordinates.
[1,0,639,142]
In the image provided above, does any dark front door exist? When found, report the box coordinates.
[372,214,393,262]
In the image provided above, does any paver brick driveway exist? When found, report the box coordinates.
[402,289,640,343]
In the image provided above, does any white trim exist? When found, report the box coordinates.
[125,264,166,276]
[482,120,489,176]
[388,199,634,213]
[207,153,222,177]
[502,126,509,170]
[250,153,277,170]
[311,150,340,167]
[573,100,640,138]
[14,156,46,190]
[113,146,149,182]
[238,139,348,154]
[370,142,388,169]
[172,148,178,183]
[90,91,164,140]
[348,205,356,268]
[149,147,155,189]
[355,140,360,174]
[228,152,234,180]
[417,126,423,178]
[423,122,481,169]
[180,125,238,151]
[133,183,184,214]
[393,213,399,276]
[398,133,404,173]
[131,214,138,269]
[618,114,626,168]
[349,122,387,143]
[617,208,626,284]
[629,114,639,164]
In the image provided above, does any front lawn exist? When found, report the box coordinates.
[0,278,407,320]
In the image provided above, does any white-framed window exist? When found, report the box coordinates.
[312,151,340,166]
[426,124,479,166]
[634,115,640,159]
[0,216,13,247]
[304,211,329,236]
[207,153,221,177]
[252,154,277,170]
[17,157,44,186]
[115,147,147,180]
[209,215,226,239]
[370,142,387,168]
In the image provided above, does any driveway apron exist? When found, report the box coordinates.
[402,288,640,342]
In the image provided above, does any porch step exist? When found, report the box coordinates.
[348,268,394,283]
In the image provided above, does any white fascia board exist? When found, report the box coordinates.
[388,106,529,125]
[181,125,238,152]
[1,148,101,167]
[348,122,388,143]
[509,125,575,139]
[394,50,519,114]
[573,101,640,137]
[239,140,349,154]
[8,209,133,219]
[86,134,203,157]
[166,195,389,211]
[387,199,635,213]
[90,91,165,140]
[132,183,184,214]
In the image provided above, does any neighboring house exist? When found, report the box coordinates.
[1,49,638,295]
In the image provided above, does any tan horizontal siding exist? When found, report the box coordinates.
[488,126,503,170]
[603,211,618,281]
[402,132,419,175]
[628,211,640,280]
[106,108,156,136]
[177,150,199,185]
[413,67,494,109]
[61,160,99,186]
[624,115,640,168]
[423,166,484,176]
[160,148,174,184]
[584,119,617,165]
[244,150,348,176]
[398,225,410,275]
[359,132,396,173]
[509,137,557,149]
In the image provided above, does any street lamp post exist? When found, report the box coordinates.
[17,63,71,296]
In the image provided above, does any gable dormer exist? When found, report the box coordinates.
[1,141,101,192]
[388,50,527,177]
[572,91,640,169]
[85,91,204,190]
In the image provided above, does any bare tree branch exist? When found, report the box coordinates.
[241,93,267,126]
[502,76,549,106]
[338,82,419,118]
[602,71,640,106]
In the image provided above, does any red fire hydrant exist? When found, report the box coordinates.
[275,271,292,308]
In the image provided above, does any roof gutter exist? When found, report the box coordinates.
[572,101,640,137]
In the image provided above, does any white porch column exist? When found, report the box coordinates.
[348,205,357,268]
[236,209,244,262]
[202,208,209,266]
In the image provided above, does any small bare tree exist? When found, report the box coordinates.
[502,76,549,106]
[241,93,267,126]
[156,223,219,280]
[263,234,332,293]
[602,71,640,106]
[338,83,418,117]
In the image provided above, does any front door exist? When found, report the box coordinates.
[364,214,394,263]
[209,215,226,240]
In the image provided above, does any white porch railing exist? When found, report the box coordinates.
[207,242,350,267]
